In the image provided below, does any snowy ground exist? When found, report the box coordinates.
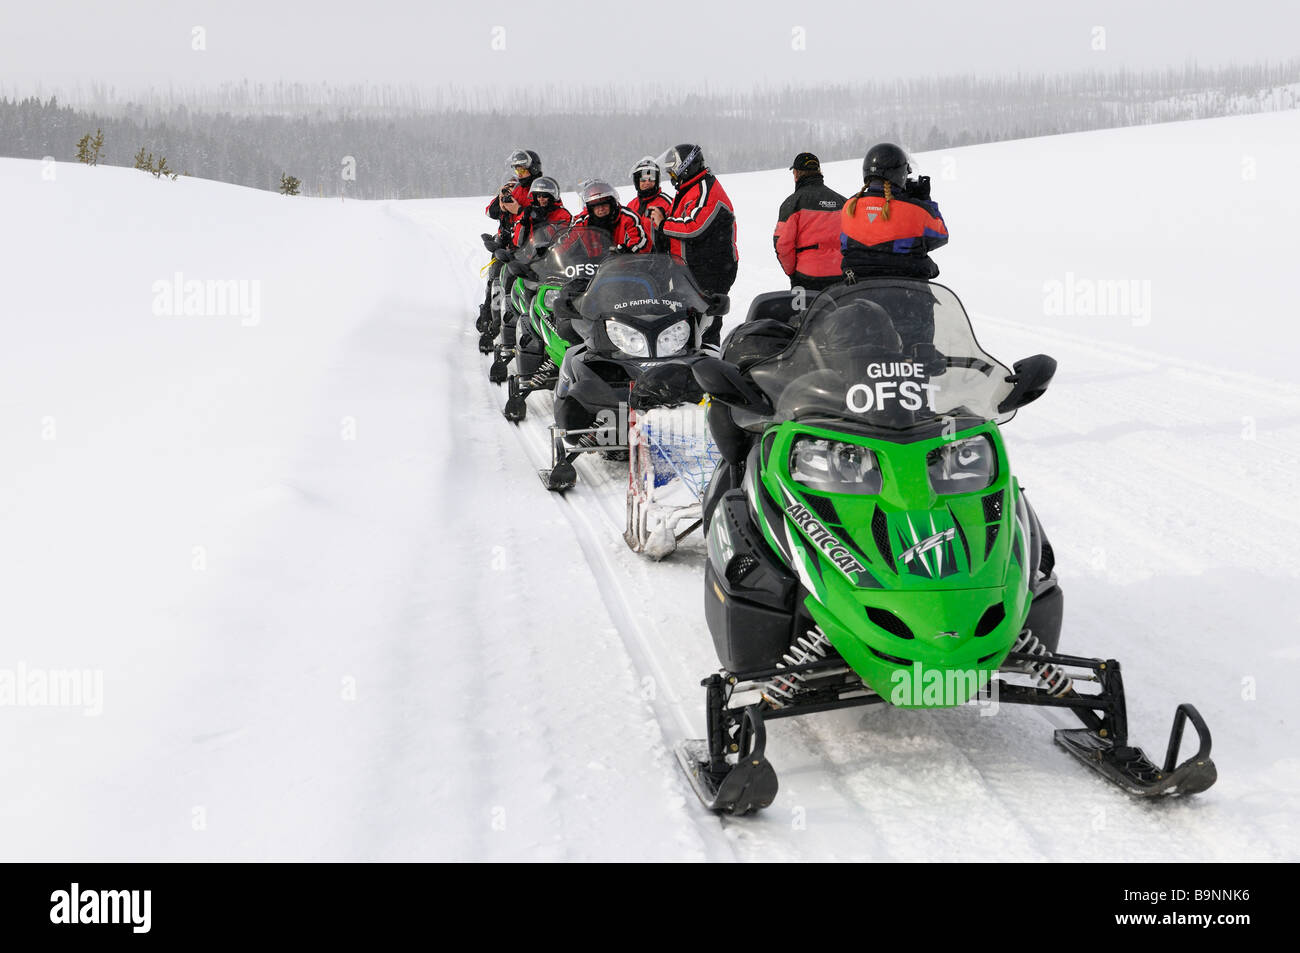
[1,111,1297,861]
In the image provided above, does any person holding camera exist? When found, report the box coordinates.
[840,142,947,283]
[476,149,544,331]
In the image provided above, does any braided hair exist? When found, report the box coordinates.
[846,179,892,221]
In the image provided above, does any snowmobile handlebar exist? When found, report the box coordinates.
[692,356,771,415]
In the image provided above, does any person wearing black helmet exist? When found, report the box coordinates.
[649,144,738,343]
[773,151,846,293]
[625,156,673,236]
[477,149,544,331]
[839,142,948,282]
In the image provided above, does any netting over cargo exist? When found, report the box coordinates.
[638,404,720,501]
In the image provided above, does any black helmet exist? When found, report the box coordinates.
[863,142,910,188]
[506,148,542,178]
[655,143,704,186]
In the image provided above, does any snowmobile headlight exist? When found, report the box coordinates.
[655,320,691,357]
[606,321,649,357]
[789,437,882,494]
[542,288,560,310]
[927,435,997,494]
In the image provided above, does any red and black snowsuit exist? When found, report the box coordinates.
[512,201,572,248]
[773,172,845,291]
[655,168,738,296]
[479,179,537,325]
[485,180,533,249]
[627,189,673,240]
[570,206,651,254]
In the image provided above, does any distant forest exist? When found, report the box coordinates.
[2,61,1297,199]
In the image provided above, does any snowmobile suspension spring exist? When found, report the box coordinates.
[1013,629,1072,697]
[761,628,832,708]
[526,360,556,389]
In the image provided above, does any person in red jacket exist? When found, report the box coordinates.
[569,180,651,253]
[512,176,571,248]
[649,144,737,346]
[773,152,845,293]
[625,156,673,237]
[477,149,543,332]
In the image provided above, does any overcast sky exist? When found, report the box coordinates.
[4,0,1299,96]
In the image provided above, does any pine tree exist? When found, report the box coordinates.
[76,133,92,164]
[279,173,301,196]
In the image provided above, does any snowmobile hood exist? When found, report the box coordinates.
[747,420,1033,704]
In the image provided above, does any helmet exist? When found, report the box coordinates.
[655,143,704,186]
[580,179,619,216]
[529,176,561,202]
[835,298,902,352]
[506,148,542,178]
[863,142,910,188]
[502,173,519,188]
[630,155,661,192]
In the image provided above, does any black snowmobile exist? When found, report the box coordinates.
[540,253,729,491]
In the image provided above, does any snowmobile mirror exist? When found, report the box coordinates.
[692,356,771,414]
[998,354,1057,413]
[706,293,730,317]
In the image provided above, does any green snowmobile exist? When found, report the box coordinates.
[494,225,614,420]
[676,279,1217,814]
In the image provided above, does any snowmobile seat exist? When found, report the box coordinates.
[744,290,802,326]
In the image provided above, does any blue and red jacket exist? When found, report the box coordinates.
[840,183,948,280]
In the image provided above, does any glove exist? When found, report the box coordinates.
[492,248,512,264]
[481,233,497,251]
[910,342,946,375]
[908,175,932,200]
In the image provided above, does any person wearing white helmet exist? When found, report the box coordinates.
[625,156,673,237]
[569,180,651,254]
[511,176,571,247]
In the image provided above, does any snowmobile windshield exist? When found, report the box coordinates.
[533,224,616,283]
[747,280,1015,431]
[513,222,568,266]
[578,254,709,322]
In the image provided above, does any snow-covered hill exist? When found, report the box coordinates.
[2,111,1298,860]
